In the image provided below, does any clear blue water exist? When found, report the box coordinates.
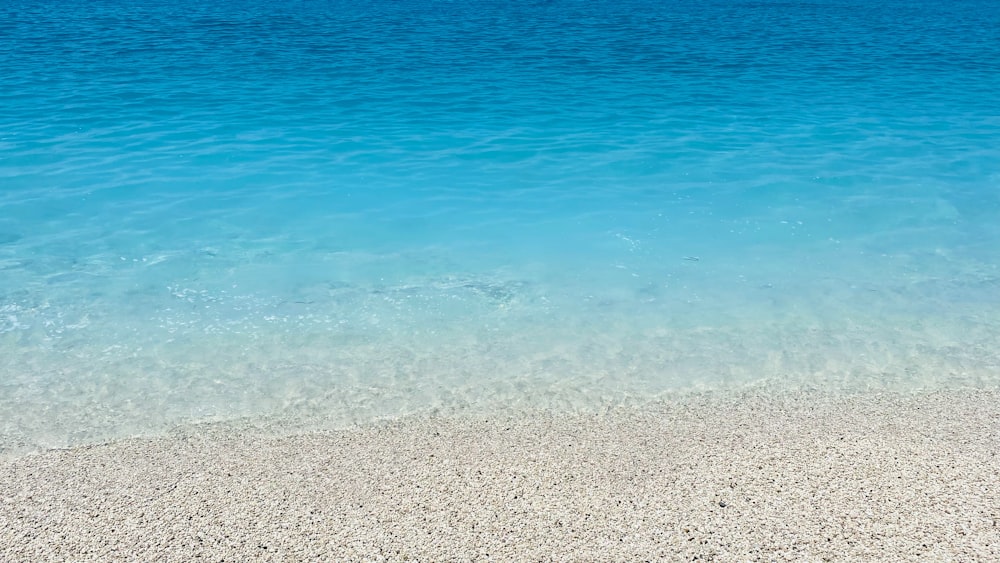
[2,0,999,453]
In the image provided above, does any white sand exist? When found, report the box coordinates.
[1,388,998,561]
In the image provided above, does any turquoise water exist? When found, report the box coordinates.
[2,0,999,453]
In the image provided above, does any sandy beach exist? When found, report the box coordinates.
[1,387,997,561]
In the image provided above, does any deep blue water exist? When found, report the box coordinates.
[2,0,999,453]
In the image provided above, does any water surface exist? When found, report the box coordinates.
[2,0,999,454]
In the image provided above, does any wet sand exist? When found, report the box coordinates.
[2,388,998,561]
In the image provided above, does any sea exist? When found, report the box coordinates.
[2,0,999,455]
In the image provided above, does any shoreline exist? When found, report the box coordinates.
[2,387,998,560]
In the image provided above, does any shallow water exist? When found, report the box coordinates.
[2,0,999,453]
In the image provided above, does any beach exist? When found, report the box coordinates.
[2,387,997,561]
[4,0,1000,560]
